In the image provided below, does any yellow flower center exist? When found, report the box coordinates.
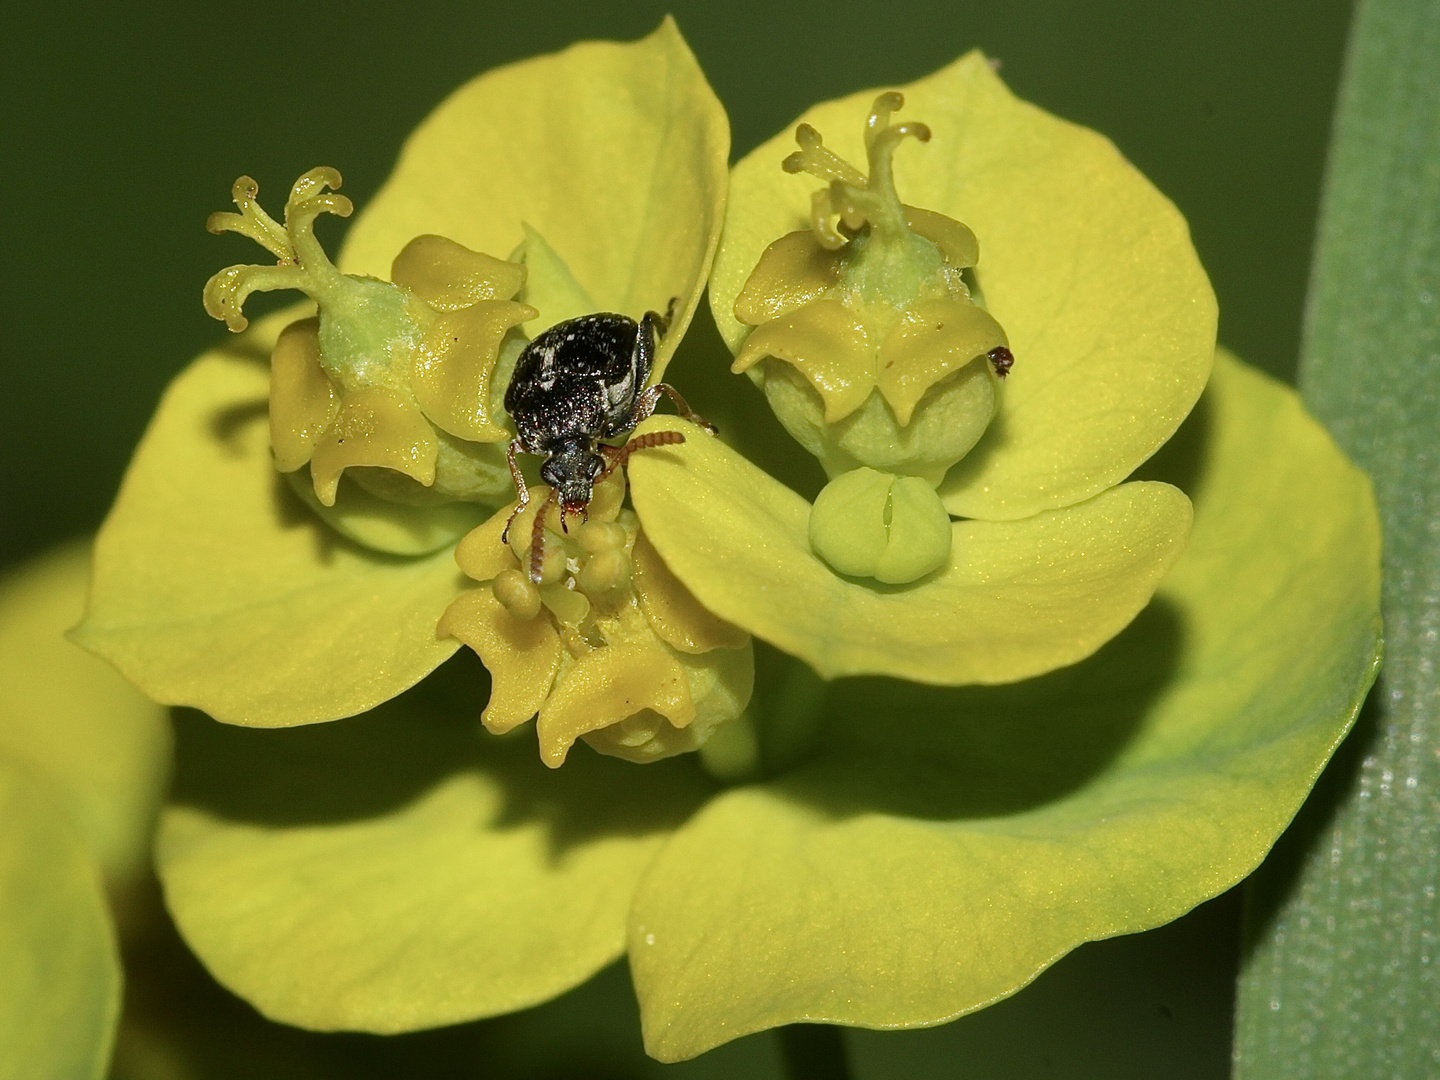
[439,470,752,768]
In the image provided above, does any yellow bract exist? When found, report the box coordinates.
[627,416,1192,685]
[0,544,170,888]
[74,314,469,727]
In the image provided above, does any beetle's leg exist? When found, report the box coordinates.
[646,296,679,338]
[624,382,719,435]
[527,486,559,584]
[500,438,529,544]
[632,312,660,392]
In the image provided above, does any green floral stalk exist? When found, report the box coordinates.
[64,20,1381,1068]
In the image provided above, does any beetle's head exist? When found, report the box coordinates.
[540,437,606,528]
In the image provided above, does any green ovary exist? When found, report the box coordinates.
[757,352,997,485]
[786,92,954,323]
[312,276,421,393]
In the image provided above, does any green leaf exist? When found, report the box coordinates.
[0,542,170,885]
[709,50,1215,521]
[156,665,714,1032]
[73,313,465,727]
[627,351,1381,1061]
[338,17,729,380]
[1234,1,1440,1074]
[628,416,1191,685]
[0,759,120,1080]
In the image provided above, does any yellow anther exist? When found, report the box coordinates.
[540,582,590,627]
[579,547,632,594]
[534,537,568,585]
[576,521,627,554]
[492,568,542,621]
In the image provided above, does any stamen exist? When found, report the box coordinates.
[492,568,542,621]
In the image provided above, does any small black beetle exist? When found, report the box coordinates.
[502,305,713,581]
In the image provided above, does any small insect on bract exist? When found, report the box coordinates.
[502,303,714,582]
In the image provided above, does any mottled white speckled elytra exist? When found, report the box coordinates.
[501,305,715,581]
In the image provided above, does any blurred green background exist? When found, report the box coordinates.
[0,1,1354,1076]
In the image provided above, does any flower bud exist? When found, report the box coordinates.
[808,467,952,584]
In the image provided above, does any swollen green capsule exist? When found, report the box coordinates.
[731,94,1013,484]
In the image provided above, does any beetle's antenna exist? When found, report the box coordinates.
[528,487,559,583]
[601,429,687,478]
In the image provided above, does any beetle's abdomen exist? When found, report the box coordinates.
[506,313,644,447]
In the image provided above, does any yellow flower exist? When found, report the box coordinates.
[203,168,538,552]
[73,20,730,729]
[731,92,1011,479]
[630,49,1216,675]
[58,23,1381,1070]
